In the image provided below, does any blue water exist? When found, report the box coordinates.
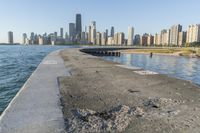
[0,45,79,114]
[103,54,200,85]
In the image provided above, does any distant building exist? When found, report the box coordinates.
[54,32,58,38]
[110,26,114,37]
[30,32,35,44]
[170,24,182,46]
[69,23,76,42]
[8,31,14,44]
[114,33,118,45]
[160,29,170,46]
[107,37,114,45]
[101,32,106,45]
[88,26,92,44]
[154,33,161,46]
[91,21,96,44]
[186,24,200,43]
[38,36,44,45]
[127,27,134,46]
[140,33,148,46]
[178,31,187,46]
[76,14,82,40]
[147,34,154,46]
[115,32,125,45]
[96,32,101,45]
[22,33,27,45]
[60,28,64,38]
[134,34,140,45]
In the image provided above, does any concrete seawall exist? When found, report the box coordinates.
[0,50,68,133]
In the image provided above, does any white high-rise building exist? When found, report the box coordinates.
[90,21,96,44]
[96,32,101,45]
[186,24,200,43]
[154,33,161,46]
[101,32,106,45]
[107,37,114,45]
[169,24,182,46]
[127,27,134,46]
[160,29,170,46]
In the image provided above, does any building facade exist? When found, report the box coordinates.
[127,27,134,46]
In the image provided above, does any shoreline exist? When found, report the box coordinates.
[59,48,200,133]
[119,50,200,58]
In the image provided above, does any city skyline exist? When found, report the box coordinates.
[0,0,200,43]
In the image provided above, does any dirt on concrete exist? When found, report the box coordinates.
[59,48,200,133]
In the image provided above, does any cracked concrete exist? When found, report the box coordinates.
[59,48,200,133]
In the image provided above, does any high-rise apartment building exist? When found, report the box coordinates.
[140,33,148,46]
[8,31,14,44]
[101,32,106,45]
[178,31,187,46]
[117,32,125,45]
[147,34,154,46]
[127,27,134,46]
[160,29,170,46]
[169,24,182,46]
[96,32,101,45]
[186,24,200,43]
[154,33,161,45]
[90,21,96,44]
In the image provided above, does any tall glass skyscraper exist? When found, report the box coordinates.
[76,14,82,39]
[8,31,14,44]
[111,26,114,37]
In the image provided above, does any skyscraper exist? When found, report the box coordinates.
[170,24,182,46]
[22,33,27,44]
[147,34,154,46]
[186,24,200,43]
[96,32,101,45]
[127,27,134,46]
[88,26,92,43]
[69,23,76,41]
[60,28,64,38]
[178,31,187,46]
[8,31,14,44]
[154,33,161,46]
[101,32,106,45]
[90,21,96,44]
[111,26,114,37]
[76,14,82,39]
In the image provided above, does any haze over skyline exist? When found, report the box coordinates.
[0,0,200,43]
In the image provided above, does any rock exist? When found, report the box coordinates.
[145,98,174,108]
[66,105,135,133]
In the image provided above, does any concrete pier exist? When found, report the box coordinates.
[59,48,200,133]
[0,50,68,133]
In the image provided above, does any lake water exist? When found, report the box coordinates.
[103,54,200,85]
[0,45,79,114]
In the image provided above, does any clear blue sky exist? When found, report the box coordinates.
[0,0,200,43]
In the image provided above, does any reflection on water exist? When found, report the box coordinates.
[103,54,200,85]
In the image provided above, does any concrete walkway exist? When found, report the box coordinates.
[0,50,68,133]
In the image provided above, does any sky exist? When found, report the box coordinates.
[0,0,200,43]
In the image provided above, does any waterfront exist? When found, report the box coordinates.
[0,45,79,114]
[103,53,200,85]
